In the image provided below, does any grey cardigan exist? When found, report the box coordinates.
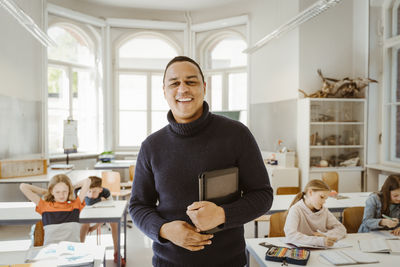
[358,193,400,232]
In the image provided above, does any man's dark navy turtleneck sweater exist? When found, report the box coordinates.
[129,102,273,267]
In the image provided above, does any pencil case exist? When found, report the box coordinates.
[265,246,310,266]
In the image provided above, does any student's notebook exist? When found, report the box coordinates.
[198,167,239,233]
[320,250,379,265]
[358,238,400,254]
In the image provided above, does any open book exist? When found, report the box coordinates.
[284,238,352,249]
[358,238,400,254]
[321,250,379,265]
[85,199,115,208]
[26,241,94,266]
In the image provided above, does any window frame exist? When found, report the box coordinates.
[114,32,181,150]
[200,30,248,121]
[47,22,100,154]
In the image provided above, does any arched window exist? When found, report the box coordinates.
[47,24,98,154]
[116,33,179,148]
[202,34,248,124]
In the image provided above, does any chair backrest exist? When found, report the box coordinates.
[342,206,364,233]
[276,187,300,195]
[101,171,121,194]
[268,211,288,237]
[33,220,44,247]
[129,165,135,182]
[322,172,339,192]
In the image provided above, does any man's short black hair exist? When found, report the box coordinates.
[163,56,205,84]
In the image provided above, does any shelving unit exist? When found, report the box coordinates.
[297,98,366,192]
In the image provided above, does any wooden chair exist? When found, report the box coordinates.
[101,171,131,200]
[322,172,339,192]
[276,186,300,195]
[254,186,300,237]
[33,220,44,247]
[120,165,135,189]
[342,206,364,233]
[268,211,288,237]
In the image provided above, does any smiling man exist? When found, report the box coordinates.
[129,56,273,267]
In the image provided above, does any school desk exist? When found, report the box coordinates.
[0,170,105,185]
[0,243,105,266]
[254,192,371,237]
[246,233,399,267]
[94,160,136,170]
[0,200,128,267]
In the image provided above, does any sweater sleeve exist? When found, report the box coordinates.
[359,194,382,232]
[325,210,347,239]
[129,144,168,244]
[220,126,273,229]
[284,205,325,247]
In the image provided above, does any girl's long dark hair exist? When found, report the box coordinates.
[378,174,400,216]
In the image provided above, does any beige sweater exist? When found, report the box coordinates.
[284,199,346,247]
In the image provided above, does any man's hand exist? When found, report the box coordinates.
[186,201,225,231]
[159,221,213,251]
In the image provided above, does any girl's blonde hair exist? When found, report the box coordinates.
[289,179,330,208]
[44,174,75,202]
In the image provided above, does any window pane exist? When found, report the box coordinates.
[119,111,147,146]
[211,75,222,111]
[119,74,147,110]
[48,67,69,109]
[211,38,247,68]
[152,111,168,133]
[48,109,69,153]
[229,72,247,110]
[48,26,94,66]
[119,36,178,69]
[152,75,169,110]
[72,70,97,152]
[397,106,400,158]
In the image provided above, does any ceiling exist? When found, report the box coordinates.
[80,0,245,11]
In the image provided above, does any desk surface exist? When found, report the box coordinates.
[94,160,136,169]
[0,170,104,184]
[0,200,127,225]
[0,244,105,266]
[268,192,370,214]
[246,233,399,267]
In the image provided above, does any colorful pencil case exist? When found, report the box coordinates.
[265,246,310,266]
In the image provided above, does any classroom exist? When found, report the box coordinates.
[1,0,400,266]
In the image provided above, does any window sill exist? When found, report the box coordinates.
[49,152,99,162]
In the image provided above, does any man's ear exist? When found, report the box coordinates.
[203,82,206,96]
[163,85,166,99]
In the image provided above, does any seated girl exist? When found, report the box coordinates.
[358,174,400,235]
[20,174,90,245]
[284,179,346,247]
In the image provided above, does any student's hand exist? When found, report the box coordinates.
[380,218,399,228]
[392,226,400,236]
[159,220,213,251]
[186,201,225,231]
[101,197,106,201]
[324,237,337,247]
[313,232,325,237]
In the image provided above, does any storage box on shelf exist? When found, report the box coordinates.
[297,98,366,192]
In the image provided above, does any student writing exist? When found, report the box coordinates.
[284,179,346,247]
[20,174,90,245]
[77,176,125,266]
[358,174,400,235]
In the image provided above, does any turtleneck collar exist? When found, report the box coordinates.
[167,101,212,136]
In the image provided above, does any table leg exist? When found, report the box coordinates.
[117,221,121,267]
[254,221,258,238]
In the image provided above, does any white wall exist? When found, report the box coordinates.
[0,0,44,101]
[0,0,45,201]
